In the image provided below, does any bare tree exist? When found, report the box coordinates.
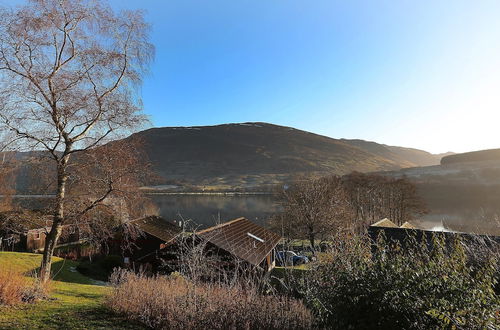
[0,0,154,282]
[270,176,352,250]
[0,152,17,212]
[343,172,427,229]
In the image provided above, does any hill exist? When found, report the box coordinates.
[381,147,500,236]
[341,139,452,167]
[9,122,447,193]
[127,122,445,191]
[441,148,500,165]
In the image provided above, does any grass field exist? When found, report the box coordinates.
[0,252,145,329]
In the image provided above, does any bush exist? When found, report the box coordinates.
[99,255,123,273]
[0,269,26,305]
[106,269,313,329]
[0,269,50,305]
[77,255,123,281]
[297,233,499,329]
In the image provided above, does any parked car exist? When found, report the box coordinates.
[276,251,309,266]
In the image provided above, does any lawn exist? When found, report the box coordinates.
[0,252,145,329]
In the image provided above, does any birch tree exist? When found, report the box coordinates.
[271,176,352,250]
[0,0,154,282]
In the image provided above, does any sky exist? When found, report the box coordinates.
[2,0,500,154]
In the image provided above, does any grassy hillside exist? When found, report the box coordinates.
[128,122,444,191]
[10,122,446,193]
[0,252,145,329]
[441,148,500,165]
[381,147,500,235]
[341,139,449,167]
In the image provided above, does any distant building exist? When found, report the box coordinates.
[370,218,399,228]
[111,215,182,269]
[0,222,85,258]
[368,218,500,249]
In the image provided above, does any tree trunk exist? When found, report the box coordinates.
[39,158,68,283]
[308,232,315,251]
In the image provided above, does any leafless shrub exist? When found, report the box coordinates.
[0,269,51,305]
[21,276,52,303]
[0,269,26,305]
[106,269,313,330]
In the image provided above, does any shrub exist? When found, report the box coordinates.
[0,269,50,305]
[77,255,123,281]
[106,269,313,329]
[99,255,123,273]
[0,269,26,305]
[297,233,499,329]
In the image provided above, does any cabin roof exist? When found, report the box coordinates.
[371,218,398,228]
[197,217,282,267]
[128,216,181,243]
[400,221,417,229]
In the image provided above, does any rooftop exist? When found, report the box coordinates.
[197,217,281,266]
[128,216,181,243]
[371,218,399,228]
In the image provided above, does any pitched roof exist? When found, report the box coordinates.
[371,218,398,228]
[400,221,417,229]
[129,216,181,243]
[197,217,282,267]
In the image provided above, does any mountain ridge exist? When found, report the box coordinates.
[126,122,447,190]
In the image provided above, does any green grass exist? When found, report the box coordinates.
[270,265,310,293]
[0,252,146,329]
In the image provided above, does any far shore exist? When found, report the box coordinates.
[5,191,275,198]
[140,191,274,196]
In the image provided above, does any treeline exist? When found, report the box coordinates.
[270,172,426,248]
[343,172,427,228]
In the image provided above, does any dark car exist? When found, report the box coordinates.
[276,251,309,266]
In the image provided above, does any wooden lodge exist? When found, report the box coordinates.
[0,223,82,255]
[113,215,182,269]
[368,218,500,250]
[195,217,282,272]
[156,217,282,275]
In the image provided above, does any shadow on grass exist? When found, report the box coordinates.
[26,259,95,285]
[53,290,104,300]
[3,303,147,329]
[71,306,148,329]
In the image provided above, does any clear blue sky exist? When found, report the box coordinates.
[3,0,500,153]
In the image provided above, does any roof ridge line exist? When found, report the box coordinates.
[196,217,247,235]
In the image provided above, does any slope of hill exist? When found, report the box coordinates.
[341,139,452,167]
[381,147,500,236]
[441,148,500,165]
[127,122,444,191]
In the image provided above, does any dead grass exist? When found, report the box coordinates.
[0,269,27,305]
[0,268,52,306]
[106,270,313,329]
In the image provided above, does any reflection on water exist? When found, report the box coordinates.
[149,194,281,229]
[151,194,499,234]
[11,193,499,235]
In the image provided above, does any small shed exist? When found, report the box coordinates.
[371,218,398,228]
[368,218,500,251]
[400,221,417,229]
[121,216,182,265]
